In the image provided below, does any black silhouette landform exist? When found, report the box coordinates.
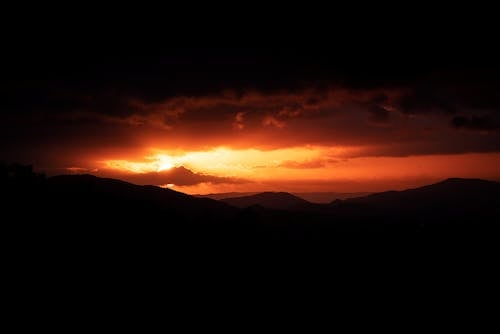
[221,192,312,210]
[198,191,372,203]
[2,163,500,265]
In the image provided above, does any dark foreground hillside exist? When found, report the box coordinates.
[2,164,500,318]
[3,165,499,253]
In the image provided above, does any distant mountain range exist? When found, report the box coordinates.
[344,177,500,210]
[221,192,312,210]
[293,192,373,203]
[2,164,500,253]
[197,191,373,203]
[3,164,500,289]
[196,192,261,200]
[194,178,499,219]
[3,165,499,222]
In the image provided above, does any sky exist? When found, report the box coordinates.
[2,45,500,194]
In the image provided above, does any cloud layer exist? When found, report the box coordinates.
[2,48,500,192]
[96,166,245,186]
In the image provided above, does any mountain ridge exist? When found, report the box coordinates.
[198,191,373,203]
[47,173,237,219]
[221,191,312,210]
[335,177,500,217]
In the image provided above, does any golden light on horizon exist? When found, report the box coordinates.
[101,146,500,181]
[100,146,500,194]
[157,161,175,172]
[102,145,357,179]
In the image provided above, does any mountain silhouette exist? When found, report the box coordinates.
[196,192,260,200]
[292,192,373,203]
[221,191,312,210]
[304,177,500,235]
[48,174,235,217]
[46,175,236,221]
[3,165,500,253]
[3,164,500,296]
[199,191,372,203]
[340,178,500,213]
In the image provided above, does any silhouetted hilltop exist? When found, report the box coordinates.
[196,192,260,200]
[1,162,45,186]
[221,191,312,210]
[293,192,373,203]
[199,191,372,203]
[47,174,237,219]
[329,178,500,223]
[3,167,500,288]
[343,178,500,209]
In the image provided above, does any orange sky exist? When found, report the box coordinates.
[3,47,500,195]
[18,88,499,193]
[81,146,500,193]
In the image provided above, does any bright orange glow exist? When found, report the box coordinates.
[105,156,177,173]
[99,146,500,194]
[103,146,358,177]
[157,161,174,171]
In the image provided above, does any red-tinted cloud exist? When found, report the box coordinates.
[96,166,245,186]
[2,76,500,173]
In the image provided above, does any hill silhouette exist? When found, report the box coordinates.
[221,191,312,210]
[346,178,500,205]
[293,192,373,203]
[335,178,500,220]
[2,164,500,301]
[48,174,236,218]
[2,165,499,259]
[196,192,260,200]
[2,168,241,260]
[198,191,372,203]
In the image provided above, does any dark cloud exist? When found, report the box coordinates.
[98,166,245,186]
[367,105,391,125]
[390,69,500,116]
[2,47,500,170]
[4,47,497,117]
[394,87,458,114]
[452,115,500,131]
[3,85,500,171]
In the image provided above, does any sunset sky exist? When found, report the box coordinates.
[2,46,500,194]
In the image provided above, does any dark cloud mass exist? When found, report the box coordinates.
[1,46,500,173]
[367,105,391,125]
[98,166,245,186]
[452,115,500,131]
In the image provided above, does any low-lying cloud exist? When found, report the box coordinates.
[97,166,246,186]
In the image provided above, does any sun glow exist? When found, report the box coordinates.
[100,147,500,194]
[103,146,354,178]
[157,161,174,171]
